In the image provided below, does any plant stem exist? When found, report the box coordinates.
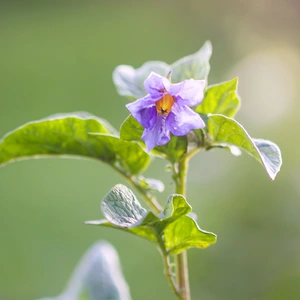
[112,165,162,214]
[157,237,184,300]
[173,155,191,300]
[163,254,184,300]
[114,152,195,299]
[129,176,162,214]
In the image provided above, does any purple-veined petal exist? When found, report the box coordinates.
[126,93,160,127]
[169,79,205,107]
[142,116,171,151]
[126,101,157,129]
[144,72,171,98]
[166,103,205,136]
[126,94,159,111]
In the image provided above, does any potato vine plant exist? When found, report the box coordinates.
[0,41,282,300]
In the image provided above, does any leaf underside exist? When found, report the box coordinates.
[113,41,212,99]
[207,114,282,180]
[86,184,216,254]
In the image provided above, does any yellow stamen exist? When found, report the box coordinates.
[155,93,174,117]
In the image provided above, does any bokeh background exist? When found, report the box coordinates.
[1,1,300,299]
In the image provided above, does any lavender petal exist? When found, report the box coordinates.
[170,79,205,107]
[166,103,205,136]
[142,116,171,151]
[126,95,160,128]
[144,72,171,98]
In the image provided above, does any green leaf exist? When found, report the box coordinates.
[0,112,150,175]
[196,78,240,117]
[86,184,159,243]
[120,115,143,141]
[171,41,212,83]
[88,133,150,175]
[113,41,212,99]
[157,194,216,254]
[101,183,148,227]
[136,177,165,192]
[157,194,192,231]
[113,62,170,99]
[85,219,159,244]
[163,216,217,255]
[252,138,282,179]
[86,185,216,254]
[207,114,282,180]
[154,135,188,163]
[39,241,131,300]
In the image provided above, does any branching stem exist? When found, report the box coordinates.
[114,148,199,300]
[112,165,162,214]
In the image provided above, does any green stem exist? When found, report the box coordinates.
[157,236,184,300]
[173,155,191,300]
[129,176,162,214]
[163,253,184,300]
[113,151,198,299]
[112,165,162,214]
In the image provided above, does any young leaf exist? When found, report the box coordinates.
[163,216,216,255]
[120,115,143,141]
[38,241,131,300]
[86,185,216,254]
[159,194,192,224]
[112,41,212,99]
[171,41,212,83]
[0,112,150,175]
[207,114,282,180]
[154,135,188,163]
[252,138,282,179]
[86,219,159,244]
[113,62,170,99]
[101,184,148,227]
[136,177,165,193]
[86,184,159,244]
[196,78,240,117]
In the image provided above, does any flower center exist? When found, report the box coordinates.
[155,93,174,117]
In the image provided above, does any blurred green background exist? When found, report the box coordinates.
[1,1,300,299]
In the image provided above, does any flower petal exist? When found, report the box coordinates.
[144,72,171,98]
[168,79,205,107]
[142,116,170,151]
[166,103,205,136]
[126,94,160,128]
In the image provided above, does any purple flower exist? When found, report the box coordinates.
[126,72,206,151]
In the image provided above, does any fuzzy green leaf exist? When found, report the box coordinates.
[154,135,188,163]
[113,41,212,99]
[197,78,240,117]
[0,112,150,175]
[86,185,216,254]
[88,133,150,174]
[86,185,159,243]
[101,184,148,227]
[207,114,282,180]
[39,241,132,300]
[137,177,165,193]
[171,41,212,83]
[113,62,170,99]
[163,216,217,255]
[85,219,158,244]
[120,115,143,141]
